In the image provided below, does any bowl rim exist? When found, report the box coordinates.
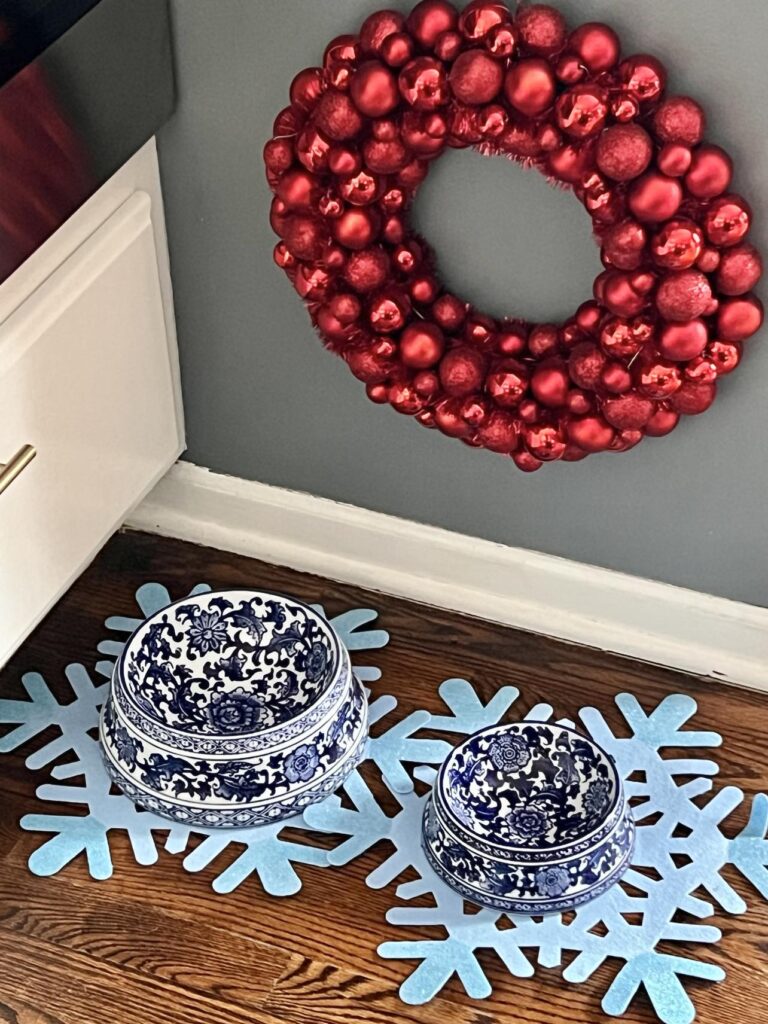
[435,721,623,855]
[114,587,346,740]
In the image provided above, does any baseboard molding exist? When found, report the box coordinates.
[127,462,768,692]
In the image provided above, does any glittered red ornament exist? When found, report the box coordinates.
[645,405,679,436]
[528,323,560,359]
[568,22,620,73]
[652,95,705,146]
[524,424,567,461]
[282,214,328,261]
[363,137,410,173]
[619,54,667,104]
[343,246,390,292]
[449,49,504,104]
[407,0,459,49]
[668,381,716,415]
[603,393,655,429]
[717,295,764,341]
[703,194,752,248]
[717,244,763,296]
[685,145,733,199]
[475,410,519,453]
[515,4,567,54]
[360,10,405,54]
[659,319,708,360]
[350,62,399,117]
[628,172,683,223]
[400,321,446,366]
[504,58,556,117]
[656,270,712,322]
[651,219,703,270]
[332,208,379,249]
[399,57,450,109]
[328,293,362,325]
[264,138,294,175]
[432,293,467,331]
[531,361,570,407]
[569,342,606,389]
[568,415,615,452]
[439,345,487,395]
[596,124,653,181]
[346,341,398,383]
[601,220,647,270]
[556,84,608,139]
[414,369,441,396]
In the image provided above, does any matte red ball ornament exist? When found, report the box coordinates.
[268,2,763,471]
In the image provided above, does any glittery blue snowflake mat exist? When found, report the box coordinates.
[2,583,767,1024]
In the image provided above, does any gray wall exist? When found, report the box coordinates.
[157,0,768,606]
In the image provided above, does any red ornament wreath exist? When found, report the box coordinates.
[264,1,764,471]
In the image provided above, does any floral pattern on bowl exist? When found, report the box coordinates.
[423,722,633,913]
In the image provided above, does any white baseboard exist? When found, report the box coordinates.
[127,462,768,692]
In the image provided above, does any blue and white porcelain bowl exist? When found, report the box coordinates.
[99,589,368,828]
[422,722,634,913]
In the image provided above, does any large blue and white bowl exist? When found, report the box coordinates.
[423,722,634,913]
[99,589,368,828]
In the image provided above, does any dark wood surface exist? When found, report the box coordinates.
[1,530,767,1024]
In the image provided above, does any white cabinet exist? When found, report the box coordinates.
[0,143,184,664]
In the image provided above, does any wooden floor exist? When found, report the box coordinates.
[1,530,767,1024]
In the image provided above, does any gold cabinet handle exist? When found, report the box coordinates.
[0,444,36,496]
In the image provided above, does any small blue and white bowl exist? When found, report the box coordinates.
[422,722,634,913]
[99,589,368,828]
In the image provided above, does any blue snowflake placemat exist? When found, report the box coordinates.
[1,582,767,1024]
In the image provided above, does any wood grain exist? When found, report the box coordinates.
[0,529,766,1024]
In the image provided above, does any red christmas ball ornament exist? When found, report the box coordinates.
[628,172,683,223]
[318,192,344,219]
[449,49,504,104]
[363,138,410,173]
[350,61,399,117]
[603,393,655,429]
[531,361,570,407]
[371,117,399,141]
[645,405,680,436]
[290,67,325,112]
[556,84,609,139]
[328,293,362,325]
[343,246,390,292]
[282,213,328,261]
[568,415,615,452]
[272,241,296,270]
[269,197,290,236]
[504,58,556,117]
[400,321,446,367]
[360,10,405,54]
[600,361,632,394]
[409,273,440,304]
[657,143,692,177]
[706,340,742,375]
[366,382,390,404]
[602,271,652,317]
[515,4,567,55]
[474,410,519,452]
[556,54,585,85]
[339,169,383,205]
[651,219,704,270]
[569,342,606,389]
[323,35,359,67]
[575,302,602,335]
[486,24,517,57]
[407,0,459,49]
[717,244,763,296]
[381,31,415,67]
[669,381,717,415]
[400,110,448,155]
[432,293,467,331]
[434,29,464,61]
[703,194,752,248]
[434,396,473,437]
[601,220,647,270]
[619,54,667,104]
[264,138,294,175]
[659,319,708,360]
[399,57,450,110]
[596,124,653,181]
[568,23,621,73]
[656,270,712,322]
[513,450,544,472]
[652,95,705,146]
[368,288,411,333]
[478,104,509,137]
[685,145,733,199]
[528,323,560,359]
[414,369,441,397]
[458,1,510,40]
[328,143,362,176]
[486,359,528,407]
[567,389,593,415]
[497,326,528,356]
[382,214,405,244]
[296,126,331,172]
[460,395,491,427]
[276,168,320,210]
[332,208,380,250]
[684,355,718,385]
[389,379,427,414]
[609,428,644,453]
[273,105,305,138]
[717,295,764,341]
[464,313,497,349]
[346,341,398,383]
[518,398,541,424]
[499,120,543,158]
[439,345,487,395]
[524,423,567,461]
[637,357,682,398]
[599,316,647,358]
[295,264,334,302]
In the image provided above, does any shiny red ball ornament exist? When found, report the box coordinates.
[651,219,703,270]
[504,58,556,117]
[368,289,411,333]
[399,57,450,109]
[603,393,655,430]
[449,49,504,104]
[703,194,752,248]
[515,4,567,54]
[717,295,764,341]
[290,68,325,112]
[458,0,510,38]
[684,356,718,385]
[338,170,383,206]
[531,362,570,407]
[350,62,400,117]
[315,90,365,140]
[669,381,716,415]
[706,340,742,375]
[645,405,679,436]
[568,415,615,452]
[324,36,359,67]
[407,0,459,49]
[360,10,405,54]
[556,84,608,139]
[513,451,544,472]
[524,424,567,461]
[717,244,763,296]
[270,197,290,237]
[296,264,332,302]
[628,172,683,223]
[656,270,712,322]
[273,241,296,270]
[343,247,390,292]
[497,326,527,356]
[555,54,585,85]
[619,54,667,104]
[409,273,440,304]
[652,95,705,146]
[485,359,527,407]
[486,24,516,57]
[366,382,390,404]
[434,396,473,437]
[439,345,487,396]
[528,323,559,359]
[333,208,379,250]
[637,358,682,399]
[599,316,647,358]
[659,319,708,361]
[400,321,446,366]
[596,124,652,181]
[657,143,692,177]
[685,145,733,199]
[568,23,620,73]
